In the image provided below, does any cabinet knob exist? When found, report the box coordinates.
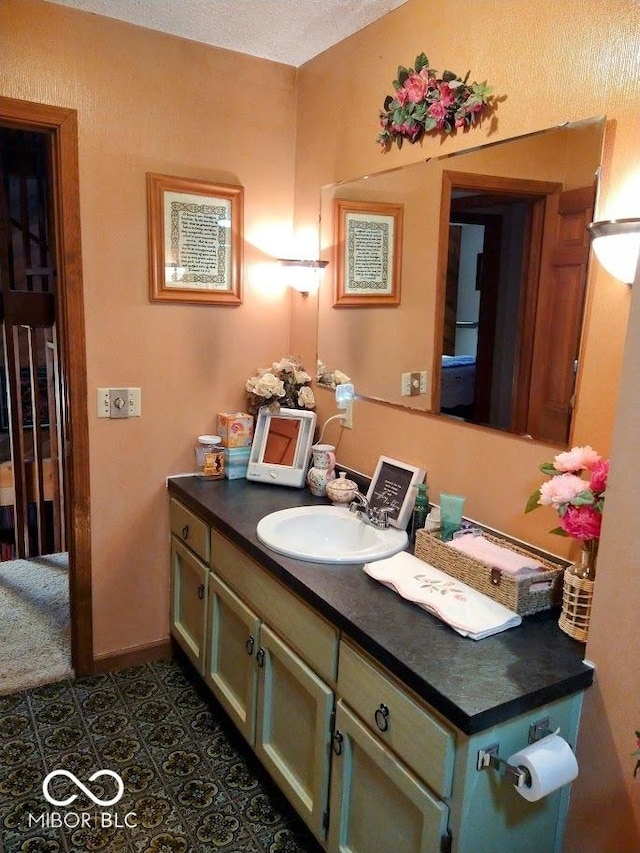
[332,730,344,755]
[245,636,255,656]
[256,647,265,667]
[197,583,205,600]
[182,524,190,540]
[374,703,390,732]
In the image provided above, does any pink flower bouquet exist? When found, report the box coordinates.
[525,445,608,549]
[377,52,496,150]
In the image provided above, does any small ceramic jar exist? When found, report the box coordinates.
[325,471,358,505]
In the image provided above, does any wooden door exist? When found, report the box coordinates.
[205,572,260,745]
[328,701,449,853]
[255,623,333,843]
[527,185,595,443]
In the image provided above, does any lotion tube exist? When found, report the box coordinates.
[439,493,466,541]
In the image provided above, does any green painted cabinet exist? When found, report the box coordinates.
[168,497,585,853]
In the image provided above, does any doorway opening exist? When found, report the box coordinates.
[437,171,594,445]
[0,127,65,559]
[0,96,92,676]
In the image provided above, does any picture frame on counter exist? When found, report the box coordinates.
[366,455,426,530]
[147,172,243,304]
[333,198,403,307]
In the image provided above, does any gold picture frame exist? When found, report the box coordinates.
[147,173,243,304]
[333,199,403,307]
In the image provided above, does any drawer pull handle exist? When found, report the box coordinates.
[374,703,390,732]
[245,636,255,656]
[256,647,265,668]
[182,524,190,540]
[197,583,205,600]
[332,730,344,755]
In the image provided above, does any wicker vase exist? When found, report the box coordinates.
[558,544,597,642]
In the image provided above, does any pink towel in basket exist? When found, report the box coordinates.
[446,534,544,574]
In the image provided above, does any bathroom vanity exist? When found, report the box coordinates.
[167,476,593,853]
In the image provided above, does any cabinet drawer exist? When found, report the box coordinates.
[170,498,210,565]
[338,641,455,799]
[212,533,338,684]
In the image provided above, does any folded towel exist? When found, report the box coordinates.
[364,551,521,641]
[446,533,544,575]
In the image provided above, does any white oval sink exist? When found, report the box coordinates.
[256,505,408,564]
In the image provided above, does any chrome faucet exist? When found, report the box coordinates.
[349,491,393,529]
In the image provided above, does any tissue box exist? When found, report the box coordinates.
[414,528,566,616]
[224,447,251,480]
[217,412,254,448]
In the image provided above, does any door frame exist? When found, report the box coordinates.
[0,95,93,675]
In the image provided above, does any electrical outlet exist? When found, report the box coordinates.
[419,371,428,393]
[341,400,354,429]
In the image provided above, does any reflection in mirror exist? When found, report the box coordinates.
[319,117,606,444]
[263,417,300,466]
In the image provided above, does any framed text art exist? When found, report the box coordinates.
[365,455,426,530]
[333,199,403,307]
[147,173,243,304]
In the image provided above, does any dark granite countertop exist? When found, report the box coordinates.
[168,476,594,735]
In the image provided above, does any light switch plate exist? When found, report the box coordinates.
[109,388,130,418]
[97,387,142,418]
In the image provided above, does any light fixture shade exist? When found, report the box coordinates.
[277,258,329,294]
[587,218,640,285]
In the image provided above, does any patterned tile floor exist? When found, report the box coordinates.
[0,657,324,853]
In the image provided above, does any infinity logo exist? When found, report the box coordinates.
[42,770,125,807]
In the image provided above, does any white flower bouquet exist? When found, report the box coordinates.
[245,356,315,415]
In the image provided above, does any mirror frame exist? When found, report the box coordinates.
[246,408,317,488]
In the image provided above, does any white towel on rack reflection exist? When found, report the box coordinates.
[447,534,544,574]
[364,551,521,640]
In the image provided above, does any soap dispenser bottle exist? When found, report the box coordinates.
[410,483,430,544]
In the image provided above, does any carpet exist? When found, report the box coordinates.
[0,553,72,695]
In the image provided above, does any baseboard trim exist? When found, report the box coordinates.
[92,639,173,674]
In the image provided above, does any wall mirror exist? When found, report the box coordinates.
[247,408,316,488]
[319,117,606,445]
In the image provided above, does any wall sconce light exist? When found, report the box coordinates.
[587,218,640,286]
[277,258,329,296]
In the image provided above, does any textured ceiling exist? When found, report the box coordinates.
[45,0,410,67]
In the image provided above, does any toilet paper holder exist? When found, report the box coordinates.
[476,744,532,788]
[476,716,553,788]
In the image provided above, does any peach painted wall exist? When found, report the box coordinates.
[294,0,640,849]
[1,0,298,659]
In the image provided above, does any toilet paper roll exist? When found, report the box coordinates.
[508,733,579,802]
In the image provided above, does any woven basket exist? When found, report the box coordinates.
[558,569,594,642]
[414,528,565,616]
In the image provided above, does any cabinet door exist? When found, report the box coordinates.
[255,623,333,843]
[328,701,449,853]
[205,572,260,745]
[170,537,208,673]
